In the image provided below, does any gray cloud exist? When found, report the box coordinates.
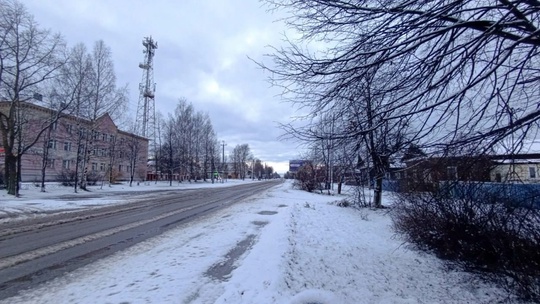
[24,0,302,173]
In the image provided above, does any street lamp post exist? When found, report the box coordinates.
[221,140,226,183]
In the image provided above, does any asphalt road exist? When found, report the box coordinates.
[0,180,281,300]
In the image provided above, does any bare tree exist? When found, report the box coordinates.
[261,0,540,205]
[231,144,251,180]
[79,40,128,190]
[125,132,142,187]
[0,0,66,195]
[269,1,540,146]
[47,43,93,193]
[155,99,220,184]
[159,115,176,186]
[201,114,217,182]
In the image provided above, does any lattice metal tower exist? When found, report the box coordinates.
[135,36,158,140]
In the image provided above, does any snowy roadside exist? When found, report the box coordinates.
[0,179,258,222]
[0,181,515,304]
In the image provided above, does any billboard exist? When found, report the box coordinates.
[289,160,306,172]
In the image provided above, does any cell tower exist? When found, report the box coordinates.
[135,36,158,141]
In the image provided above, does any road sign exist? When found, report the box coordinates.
[289,160,306,172]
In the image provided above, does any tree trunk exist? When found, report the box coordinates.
[73,143,82,193]
[374,175,383,208]
[40,128,52,193]
[6,153,17,195]
[129,173,133,187]
[15,154,23,197]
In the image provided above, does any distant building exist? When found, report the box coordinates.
[400,153,540,192]
[490,154,540,183]
[0,102,148,183]
[402,155,493,192]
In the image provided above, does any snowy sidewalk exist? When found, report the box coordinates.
[1,182,512,303]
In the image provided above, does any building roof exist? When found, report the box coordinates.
[0,101,147,142]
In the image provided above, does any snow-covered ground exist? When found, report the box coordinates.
[0,180,516,303]
[0,179,257,221]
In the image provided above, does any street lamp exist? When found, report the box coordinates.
[221,140,227,183]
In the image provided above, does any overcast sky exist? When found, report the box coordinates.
[23,0,302,174]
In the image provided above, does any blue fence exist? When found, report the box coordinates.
[382,180,400,192]
[441,182,540,209]
[380,179,540,208]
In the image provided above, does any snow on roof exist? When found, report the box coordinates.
[494,159,540,165]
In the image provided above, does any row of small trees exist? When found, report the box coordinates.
[157,99,219,183]
[155,98,276,184]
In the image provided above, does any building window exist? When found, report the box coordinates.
[48,139,57,150]
[66,124,73,134]
[127,165,132,173]
[51,121,57,130]
[447,166,458,180]
[100,163,105,171]
[63,142,72,151]
[79,128,87,138]
[92,162,98,171]
[530,167,536,179]
[119,165,123,172]
[62,160,70,169]
[47,159,55,168]
[109,135,115,143]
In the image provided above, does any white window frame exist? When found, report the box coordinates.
[529,166,536,179]
[447,166,458,180]
[62,160,70,169]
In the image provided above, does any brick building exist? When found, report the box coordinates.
[401,156,494,192]
[0,102,148,183]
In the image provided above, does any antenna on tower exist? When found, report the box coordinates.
[135,36,158,180]
[135,36,157,140]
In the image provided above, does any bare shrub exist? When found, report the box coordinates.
[352,185,373,208]
[336,199,350,208]
[293,163,321,193]
[391,182,540,301]
[57,169,77,187]
[86,171,102,186]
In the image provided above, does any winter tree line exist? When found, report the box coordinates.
[156,98,277,185]
[0,0,274,197]
[263,1,540,300]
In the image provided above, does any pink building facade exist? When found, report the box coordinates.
[0,102,148,183]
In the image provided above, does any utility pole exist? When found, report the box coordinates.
[221,140,227,183]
